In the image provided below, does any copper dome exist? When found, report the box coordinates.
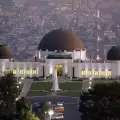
[107,46,120,60]
[38,28,84,51]
[0,44,12,59]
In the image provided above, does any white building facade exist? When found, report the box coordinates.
[0,59,119,79]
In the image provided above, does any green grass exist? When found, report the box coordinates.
[30,82,52,90]
[59,82,82,90]
[27,91,51,96]
[58,91,80,97]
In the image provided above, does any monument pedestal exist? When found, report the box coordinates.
[51,68,61,92]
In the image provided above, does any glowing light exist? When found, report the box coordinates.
[89,82,92,85]
[89,78,92,80]
[48,109,54,116]
[16,98,18,101]
[19,81,22,84]
[89,86,91,89]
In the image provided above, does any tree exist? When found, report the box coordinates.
[0,72,19,119]
[79,82,120,120]
[37,102,50,120]
[16,97,40,120]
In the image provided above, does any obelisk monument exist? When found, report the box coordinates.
[52,67,60,91]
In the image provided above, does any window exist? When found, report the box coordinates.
[7,68,10,74]
[101,70,105,76]
[82,69,86,76]
[108,70,112,76]
[88,70,92,76]
[94,70,99,76]
[26,68,30,76]
[20,68,23,75]
[32,68,36,76]
[13,68,17,75]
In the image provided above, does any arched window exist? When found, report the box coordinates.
[32,68,36,76]
[94,70,99,76]
[7,68,10,74]
[13,68,17,75]
[108,70,112,76]
[88,70,92,76]
[20,68,23,76]
[82,69,86,76]
[101,70,105,76]
[26,68,30,76]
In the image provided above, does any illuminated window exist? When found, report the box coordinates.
[32,68,36,76]
[7,68,10,74]
[94,70,99,76]
[101,70,105,76]
[82,69,86,76]
[88,70,92,76]
[20,68,23,75]
[13,68,17,75]
[26,68,30,76]
[59,65,62,68]
[108,70,112,76]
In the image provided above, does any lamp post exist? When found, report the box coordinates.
[17,85,20,95]
[88,77,92,89]
[45,111,47,120]
[48,109,54,120]
[19,81,22,92]
[21,77,24,80]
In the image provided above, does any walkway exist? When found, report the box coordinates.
[18,79,33,99]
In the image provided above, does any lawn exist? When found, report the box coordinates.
[58,91,80,97]
[27,91,51,96]
[30,82,52,90]
[59,82,82,90]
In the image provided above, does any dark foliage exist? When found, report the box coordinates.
[79,82,120,120]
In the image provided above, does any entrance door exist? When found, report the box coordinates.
[56,65,63,76]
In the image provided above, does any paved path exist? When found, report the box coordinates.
[18,79,33,99]
[28,96,80,120]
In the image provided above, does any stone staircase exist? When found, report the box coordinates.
[18,79,33,99]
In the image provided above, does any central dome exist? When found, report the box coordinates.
[38,28,84,51]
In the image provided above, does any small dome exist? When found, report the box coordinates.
[0,44,12,59]
[38,28,84,51]
[107,46,120,60]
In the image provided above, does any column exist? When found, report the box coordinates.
[38,50,41,59]
[64,64,68,75]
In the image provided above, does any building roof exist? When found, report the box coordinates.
[107,46,120,60]
[38,28,84,51]
[0,44,12,59]
[46,52,72,59]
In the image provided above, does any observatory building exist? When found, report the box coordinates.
[0,28,120,79]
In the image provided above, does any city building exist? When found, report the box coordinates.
[0,28,119,79]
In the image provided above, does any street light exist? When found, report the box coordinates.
[19,81,22,84]
[15,98,18,101]
[45,111,47,120]
[89,78,92,80]
[89,86,91,89]
[89,81,92,85]
[21,77,24,80]
[48,109,54,120]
